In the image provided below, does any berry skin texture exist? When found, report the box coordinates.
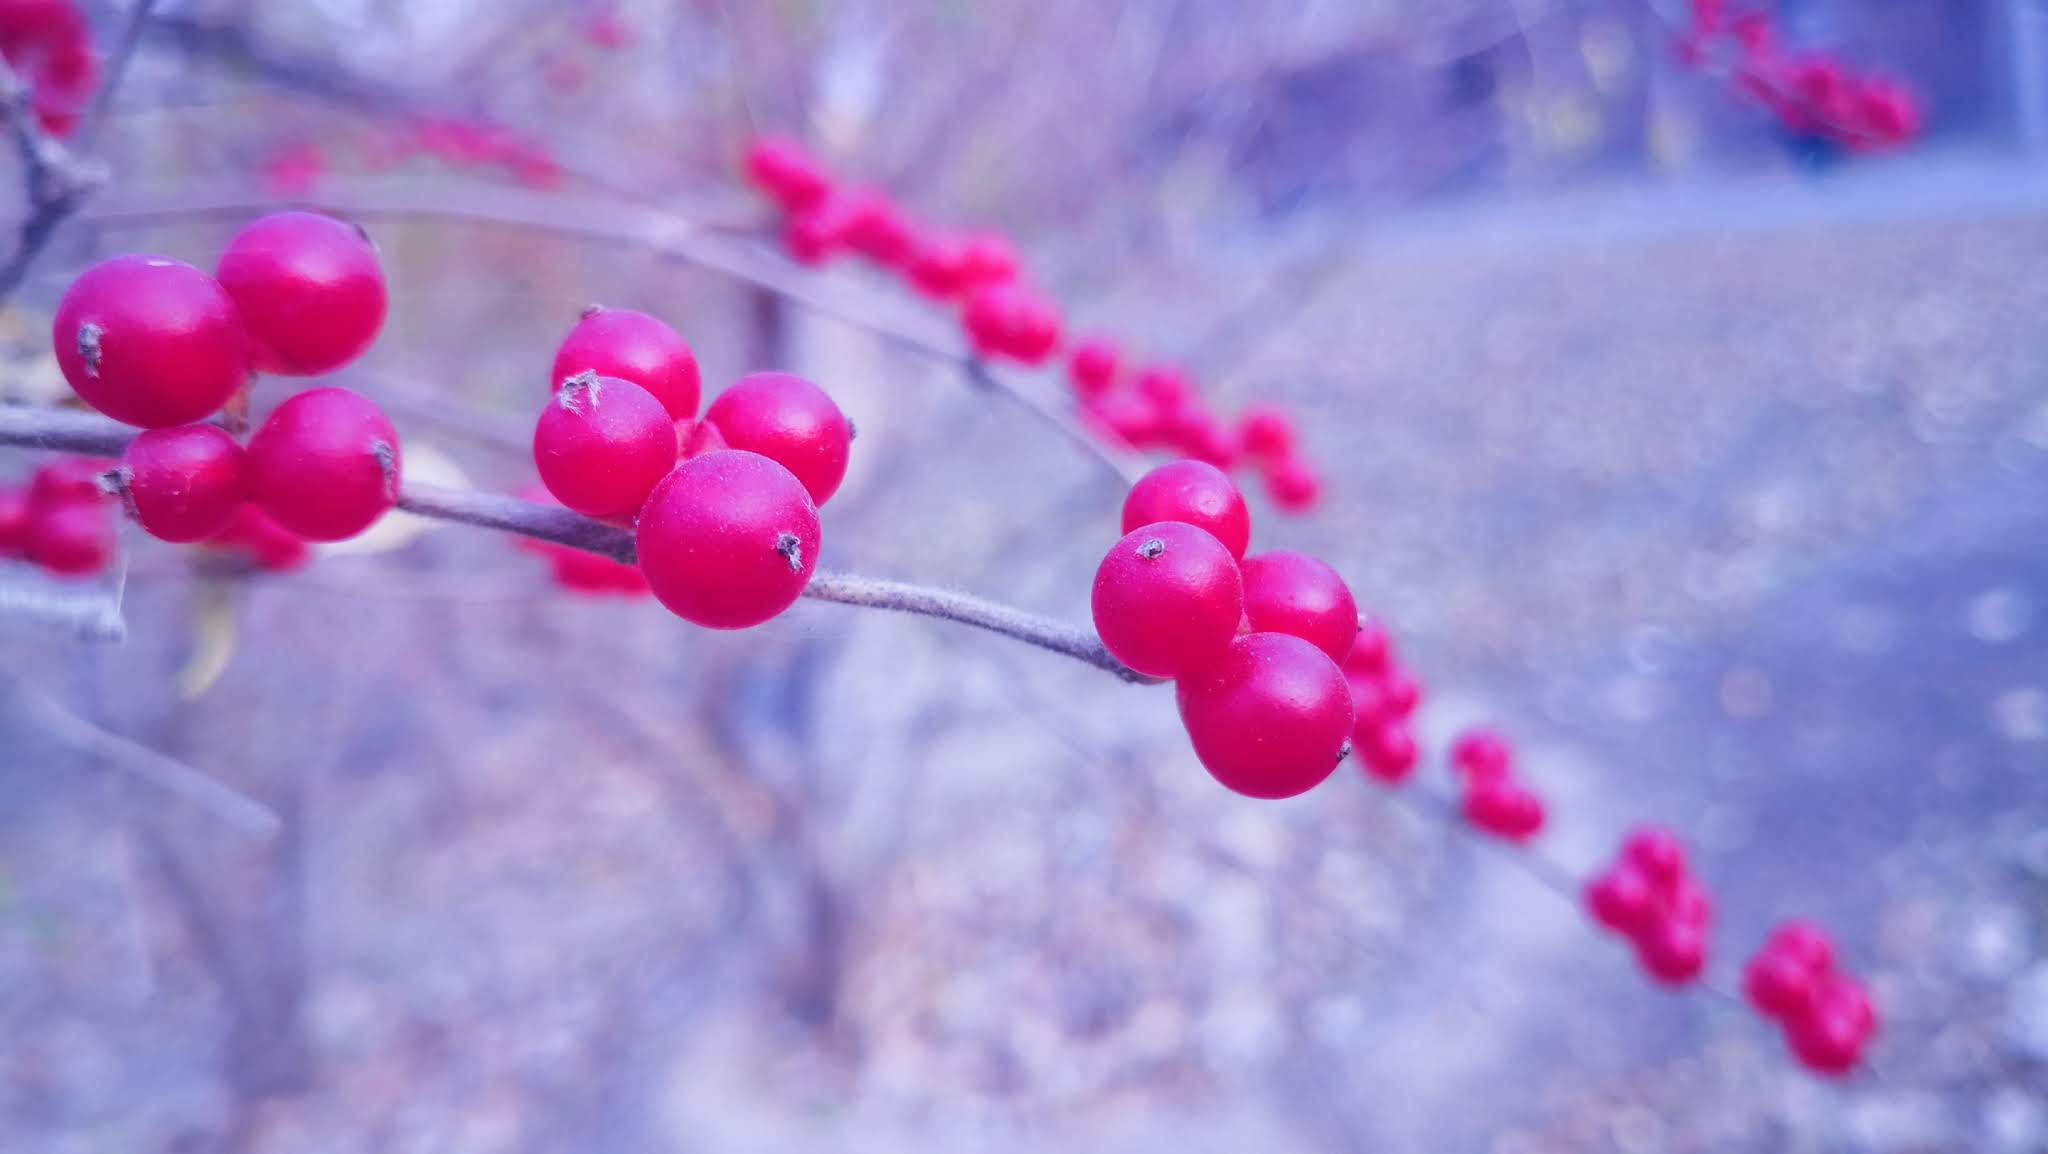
[53,255,249,428]
[215,211,388,376]
[117,424,248,542]
[703,372,853,506]
[1176,631,1355,800]
[636,450,820,629]
[1239,550,1359,661]
[1121,460,1252,561]
[1091,521,1244,679]
[533,373,676,517]
[246,387,401,541]
[25,500,113,576]
[551,307,702,421]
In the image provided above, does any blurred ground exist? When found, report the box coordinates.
[5,145,2048,1154]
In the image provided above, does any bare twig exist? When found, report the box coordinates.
[76,0,163,150]
[0,574,126,640]
[0,62,105,301]
[3,671,282,837]
[0,405,1152,683]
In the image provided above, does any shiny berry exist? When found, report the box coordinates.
[1264,455,1322,513]
[703,371,853,506]
[1239,550,1358,661]
[1585,865,1658,936]
[246,387,401,541]
[216,211,388,376]
[53,255,249,427]
[533,373,676,517]
[1177,631,1354,799]
[1238,403,1296,460]
[25,500,113,576]
[1449,727,1514,782]
[1636,916,1708,985]
[1356,719,1418,784]
[636,450,820,629]
[1463,778,1545,840]
[1068,338,1120,398]
[1091,522,1243,679]
[550,306,701,421]
[115,424,248,542]
[1121,460,1251,560]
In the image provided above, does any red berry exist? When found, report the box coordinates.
[1585,865,1658,937]
[907,236,971,298]
[1463,778,1545,840]
[1621,826,1688,890]
[216,211,388,376]
[1238,403,1295,460]
[958,232,1018,286]
[1173,411,1240,471]
[1745,947,1822,1021]
[743,137,831,214]
[116,424,248,542]
[1763,921,1836,974]
[1068,338,1120,398]
[702,372,853,506]
[1449,726,1514,782]
[1121,460,1251,561]
[550,306,702,421]
[1090,522,1243,679]
[53,255,249,428]
[1345,619,1392,674]
[636,450,820,629]
[1175,631,1354,800]
[1239,550,1358,661]
[1669,877,1715,929]
[246,387,401,541]
[0,486,28,554]
[1264,455,1322,513]
[963,283,1060,364]
[1347,672,1388,723]
[676,417,727,461]
[28,455,114,508]
[1787,977,1876,1075]
[1355,719,1418,784]
[839,190,915,266]
[1083,393,1162,449]
[206,504,309,571]
[1380,666,1423,717]
[25,500,113,577]
[532,373,676,517]
[1636,916,1708,985]
[1134,365,1192,407]
[783,209,842,265]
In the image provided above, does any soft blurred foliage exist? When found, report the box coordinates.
[2,2,2047,1153]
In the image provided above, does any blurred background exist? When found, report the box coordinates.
[4,1,2048,1151]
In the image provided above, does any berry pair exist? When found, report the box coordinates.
[1742,922,1878,1075]
[1346,622,1423,784]
[1585,827,1713,985]
[1447,726,1545,839]
[1094,460,1356,799]
[0,0,96,137]
[0,455,116,578]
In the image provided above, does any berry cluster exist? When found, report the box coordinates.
[743,136,1323,513]
[49,211,395,559]
[0,454,114,575]
[1743,922,1878,1074]
[1094,460,1356,798]
[1448,726,1546,841]
[0,0,96,137]
[534,306,851,626]
[1585,827,1713,986]
[1345,620,1424,784]
[262,114,566,198]
[1675,0,1920,153]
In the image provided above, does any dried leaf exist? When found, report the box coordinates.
[176,579,238,700]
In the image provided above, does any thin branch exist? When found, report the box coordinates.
[0,405,1154,683]
[0,62,105,301]
[76,0,162,150]
[0,575,126,640]
[3,671,282,837]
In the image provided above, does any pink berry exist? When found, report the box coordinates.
[1175,631,1354,800]
[1380,666,1423,717]
[1669,877,1715,929]
[25,500,113,576]
[116,424,248,542]
[1449,726,1514,782]
[550,306,702,421]
[963,283,1060,364]
[907,236,971,299]
[533,373,676,517]
[1463,778,1545,840]
[958,232,1018,286]
[0,486,27,554]
[743,137,831,214]
[783,209,841,265]
[1636,916,1708,985]
[1239,550,1358,661]
[1621,827,1688,891]
[53,255,249,428]
[1121,460,1251,561]
[1585,865,1658,937]
[1068,338,1120,398]
[246,386,401,541]
[839,190,914,266]
[1763,921,1837,974]
[1356,719,1418,784]
[1744,948,1822,1021]
[1787,977,1876,1075]
[216,211,388,376]
[1134,365,1192,407]
[676,417,727,461]
[1264,455,1322,513]
[1090,522,1243,679]
[1345,620,1392,674]
[702,371,853,506]
[1083,393,1162,449]
[29,455,114,508]
[636,449,819,629]
[206,504,309,571]
[1238,403,1295,460]
[1174,411,1241,471]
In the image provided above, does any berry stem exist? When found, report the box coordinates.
[0,405,1156,683]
